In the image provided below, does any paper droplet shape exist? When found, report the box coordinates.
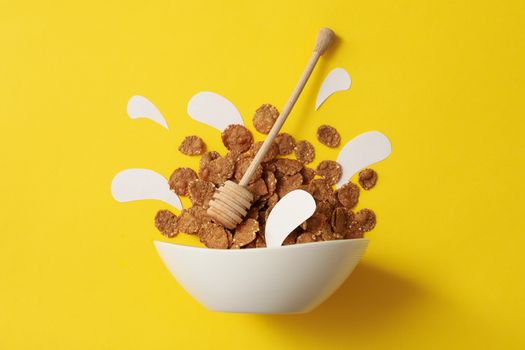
[127,95,169,129]
[336,131,392,188]
[265,190,316,248]
[187,91,244,131]
[111,169,182,209]
[316,68,352,110]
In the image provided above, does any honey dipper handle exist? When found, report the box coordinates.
[239,28,335,187]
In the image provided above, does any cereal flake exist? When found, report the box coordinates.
[253,104,279,134]
[353,208,376,233]
[178,135,206,156]
[331,207,353,234]
[169,168,198,196]
[294,140,315,164]
[316,160,342,185]
[274,133,295,155]
[316,125,341,148]
[177,207,212,234]
[307,179,333,202]
[233,218,259,247]
[336,182,360,208]
[199,151,220,169]
[358,168,378,190]
[154,210,178,238]
[188,179,216,208]
[248,141,279,163]
[234,156,263,184]
[276,173,303,198]
[301,167,316,184]
[297,232,318,244]
[273,158,303,177]
[198,155,235,185]
[199,222,229,249]
[221,124,253,153]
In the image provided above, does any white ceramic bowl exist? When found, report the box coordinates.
[154,238,369,314]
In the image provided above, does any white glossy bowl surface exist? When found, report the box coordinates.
[154,238,369,314]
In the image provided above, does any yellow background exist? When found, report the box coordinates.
[1,0,524,348]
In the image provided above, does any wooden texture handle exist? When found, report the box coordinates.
[239,28,335,186]
[313,27,335,55]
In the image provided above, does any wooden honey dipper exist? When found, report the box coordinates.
[207,28,336,229]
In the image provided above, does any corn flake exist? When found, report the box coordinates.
[274,133,295,156]
[248,141,279,163]
[294,140,315,164]
[178,135,206,156]
[188,179,216,208]
[336,182,360,208]
[154,210,178,238]
[198,155,234,185]
[233,218,259,247]
[221,124,253,153]
[316,160,342,185]
[358,168,378,190]
[253,104,279,134]
[199,222,229,249]
[316,125,341,148]
[169,167,198,196]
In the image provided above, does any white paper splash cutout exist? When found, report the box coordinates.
[336,131,392,188]
[265,190,316,248]
[111,169,182,210]
[315,68,352,110]
[187,92,244,131]
[127,95,169,129]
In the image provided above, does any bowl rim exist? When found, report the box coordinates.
[154,238,370,254]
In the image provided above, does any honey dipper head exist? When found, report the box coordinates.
[207,181,254,229]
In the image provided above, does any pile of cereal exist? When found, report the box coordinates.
[154,104,378,249]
